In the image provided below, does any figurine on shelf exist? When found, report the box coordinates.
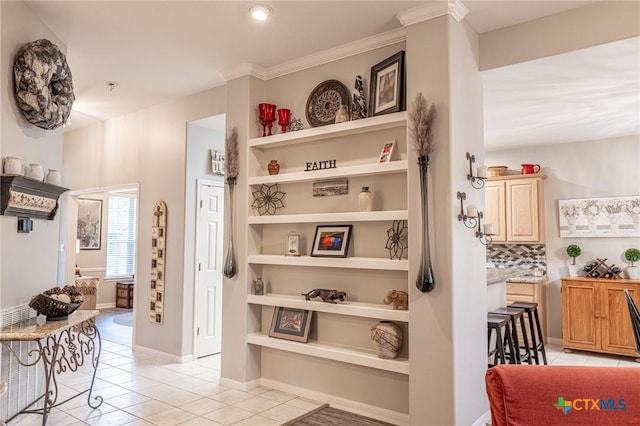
[301,288,346,304]
[289,116,304,132]
[383,289,408,310]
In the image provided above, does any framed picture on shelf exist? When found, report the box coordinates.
[77,199,102,250]
[378,140,395,163]
[370,51,405,116]
[269,307,313,342]
[311,225,353,258]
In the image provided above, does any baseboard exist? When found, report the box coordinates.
[219,377,261,391]
[97,302,116,310]
[472,409,491,426]
[131,344,194,363]
[547,337,562,346]
[259,378,409,426]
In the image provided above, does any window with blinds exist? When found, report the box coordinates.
[106,194,137,278]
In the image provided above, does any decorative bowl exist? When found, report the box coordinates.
[488,166,508,177]
[29,293,81,321]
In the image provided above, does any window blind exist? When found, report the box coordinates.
[105,195,137,278]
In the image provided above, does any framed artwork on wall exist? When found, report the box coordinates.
[558,196,640,238]
[370,51,405,116]
[77,199,102,250]
[269,307,312,342]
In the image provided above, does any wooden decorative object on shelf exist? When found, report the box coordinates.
[150,201,167,324]
[582,258,623,279]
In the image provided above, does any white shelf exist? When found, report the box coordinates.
[248,210,408,225]
[247,255,409,271]
[248,160,407,186]
[246,332,409,375]
[248,294,409,322]
[249,112,407,149]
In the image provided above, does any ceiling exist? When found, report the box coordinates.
[22,1,638,149]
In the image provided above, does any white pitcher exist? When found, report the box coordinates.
[3,157,22,175]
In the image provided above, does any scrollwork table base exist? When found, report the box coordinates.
[0,310,102,425]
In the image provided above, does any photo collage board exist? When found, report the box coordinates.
[150,201,167,324]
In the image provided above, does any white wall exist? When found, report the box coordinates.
[63,87,226,356]
[486,135,640,339]
[1,1,66,309]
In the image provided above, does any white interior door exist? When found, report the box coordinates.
[196,183,224,357]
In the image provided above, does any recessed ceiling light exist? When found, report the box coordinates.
[249,4,272,21]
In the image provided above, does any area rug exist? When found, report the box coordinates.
[284,405,396,426]
[113,312,133,327]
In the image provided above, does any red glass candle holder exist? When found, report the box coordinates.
[277,108,291,133]
[258,103,269,137]
[265,104,277,136]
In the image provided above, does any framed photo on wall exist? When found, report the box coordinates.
[211,149,225,175]
[77,199,102,250]
[370,51,405,116]
[269,307,312,342]
[310,225,353,258]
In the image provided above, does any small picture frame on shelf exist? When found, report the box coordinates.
[370,51,405,116]
[269,307,312,342]
[378,140,395,163]
[310,225,352,258]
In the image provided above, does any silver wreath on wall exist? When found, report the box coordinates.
[13,39,75,130]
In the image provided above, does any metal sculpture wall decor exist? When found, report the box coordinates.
[150,201,167,324]
[251,184,286,216]
[386,220,408,260]
[13,39,75,130]
[409,92,436,293]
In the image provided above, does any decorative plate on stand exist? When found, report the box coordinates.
[305,80,350,127]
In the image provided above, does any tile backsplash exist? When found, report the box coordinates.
[487,244,546,270]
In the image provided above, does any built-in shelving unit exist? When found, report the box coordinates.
[246,332,409,374]
[246,111,410,378]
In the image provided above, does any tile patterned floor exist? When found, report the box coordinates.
[8,310,639,425]
[8,309,324,426]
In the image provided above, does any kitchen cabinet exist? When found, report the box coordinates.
[246,112,409,374]
[485,175,545,243]
[561,277,640,358]
[506,281,547,340]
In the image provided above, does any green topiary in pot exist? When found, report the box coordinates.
[566,244,581,265]
[624,248,640,280]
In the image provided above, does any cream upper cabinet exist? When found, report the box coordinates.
[485,175,545,243]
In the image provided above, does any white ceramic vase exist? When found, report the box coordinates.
[627,266,639,280]
[28,164,44,181]
[358,187,373,212]
[46,169,61,185]
[569,265,581,277]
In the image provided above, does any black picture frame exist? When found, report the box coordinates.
[77,199,102,250]
[310,225,353,258]
[370,51,405,116]
[269,307,313,342]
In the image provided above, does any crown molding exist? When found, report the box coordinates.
[396,0,469,26]
[220,27,406,82]
[220,63,268,82]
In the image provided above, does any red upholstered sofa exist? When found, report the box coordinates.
[486,365,640,425]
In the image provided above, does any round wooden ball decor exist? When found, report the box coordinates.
[13,39,75,130]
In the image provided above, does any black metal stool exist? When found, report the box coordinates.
[509,301,547,365]
[489,307,532,364]
[487,314,517,367]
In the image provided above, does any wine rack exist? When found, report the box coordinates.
[582,258,623,279]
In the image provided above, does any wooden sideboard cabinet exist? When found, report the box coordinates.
[561,277,640,358]
[506,281,547,340]
[485,175,546,243]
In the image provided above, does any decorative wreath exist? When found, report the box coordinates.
[13,39,75,130]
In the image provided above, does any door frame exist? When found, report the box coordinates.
[192,178,225,357]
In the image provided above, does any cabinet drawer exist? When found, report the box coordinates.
[507,283,534,296]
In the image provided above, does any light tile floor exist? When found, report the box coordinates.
[8,310,324,426]
[8,312,640,425]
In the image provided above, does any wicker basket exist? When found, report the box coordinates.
[29,294,81,321]
[488,166,508,177]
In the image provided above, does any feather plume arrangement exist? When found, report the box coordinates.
[225,126,239,185]
[409,92,435,158]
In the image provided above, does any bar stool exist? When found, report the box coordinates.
[489,307,532,364]
[509,301,548,365]
[487,314,517,368]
